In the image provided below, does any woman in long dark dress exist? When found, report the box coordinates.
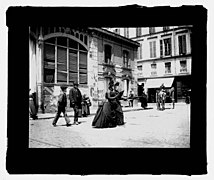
[92,81,121,128]
[113,82,125,126]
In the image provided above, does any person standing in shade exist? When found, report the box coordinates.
[52,86,71,127]
[170,87,175,109]
[128,90,134,107]
[29,89,38,120]
[82,94,91,117]
[69,82,82,125]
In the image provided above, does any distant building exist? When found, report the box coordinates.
[105,26,192,102]
[29,27,139,112]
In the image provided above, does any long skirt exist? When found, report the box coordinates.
[29,98,37,119]
[115,103,124,125]
[92,102,117,128]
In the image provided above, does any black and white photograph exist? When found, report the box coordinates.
[29,26,192,148]
[5,4,208,176]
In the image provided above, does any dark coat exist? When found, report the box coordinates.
[69,87,82,108]
[58,92,67,108]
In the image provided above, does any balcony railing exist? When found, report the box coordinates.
[180,68,187,73]
[165,70,172,74]
[151,71,157,76]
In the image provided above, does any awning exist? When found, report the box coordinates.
[145,77,174,89]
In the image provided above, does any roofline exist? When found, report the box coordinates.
[131,25,193,40]
[88,28,140,47]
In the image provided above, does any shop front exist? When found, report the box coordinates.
[145,77,175,103]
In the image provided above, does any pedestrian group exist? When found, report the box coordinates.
[29,81,181,128]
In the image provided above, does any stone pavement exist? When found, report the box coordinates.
[29,102,190,148]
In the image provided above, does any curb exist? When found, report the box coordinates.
[33,107,144,120]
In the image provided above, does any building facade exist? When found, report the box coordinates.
[29,27,139,112]
[133,26,192,102]
[105,26,192,102]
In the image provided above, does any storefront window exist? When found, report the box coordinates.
[44,37,88,85]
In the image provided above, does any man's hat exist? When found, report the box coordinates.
[73,81,79,86]
[60,86,67,91]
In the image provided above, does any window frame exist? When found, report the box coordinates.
[180,60,187,73]
[43,36,88,85]
[165,62,171,74]
[123,50,129,68]
[151,63,157,76]
[178,34,187,55]
[149,41,156,58]
[104,44,112,64]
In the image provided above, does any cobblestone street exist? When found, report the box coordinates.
[29,103,190,148]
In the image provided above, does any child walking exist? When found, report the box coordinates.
[52,86,72,127]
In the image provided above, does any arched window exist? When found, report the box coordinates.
[44,36,88,85]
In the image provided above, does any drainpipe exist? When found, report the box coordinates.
[37,27,45,113]
[172,27,177,102]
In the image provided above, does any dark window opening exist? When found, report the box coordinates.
[105,45,112,64]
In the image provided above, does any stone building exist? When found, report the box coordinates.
[29,27,139,112]
[105,26,192,102]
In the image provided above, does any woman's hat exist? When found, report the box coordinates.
[114,82,119,86]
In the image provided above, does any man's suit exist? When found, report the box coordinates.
[69,87,82,123]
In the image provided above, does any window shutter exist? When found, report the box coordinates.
[160,40,163,57]
[178,36,182,54]
[69,49,78,83]
[44,44,55,61]
[149,42,152,58]
[79,52,87,84]
[169,38,172,55]
[183,35,187,54]
[153,41,156,57]
[57,47,67,83]
[57,47,67,71]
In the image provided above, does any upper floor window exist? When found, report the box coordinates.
[160,38,172,56]
[138,43,143,59]
[137,65,142,71]
[163,26,170,31]
[123,50,130,68]
[104,45,112,64]
[149,41,156,58]
[136,27,142,37]
[151,63,157,75]
[165,62,171,74]
[178,35,187,55]
[180,60,187,73]
[149,27,155,34]
[137,65,143,76]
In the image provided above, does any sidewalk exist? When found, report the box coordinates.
[33,102,186,120]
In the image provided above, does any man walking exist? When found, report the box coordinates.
[69,82,82,125]
[52,86,71,127]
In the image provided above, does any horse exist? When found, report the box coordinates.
[156,89,167,110]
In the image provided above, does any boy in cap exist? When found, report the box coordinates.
[52,86,71,127]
